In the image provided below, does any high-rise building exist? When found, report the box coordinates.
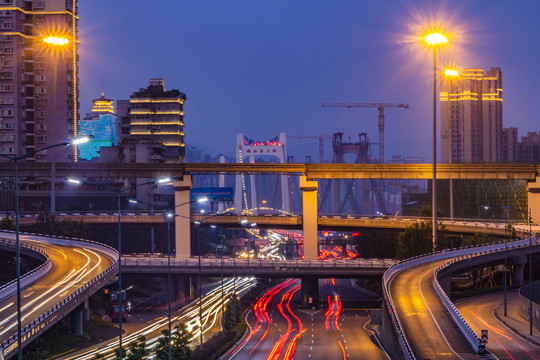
[78,92,117,161]
[440,67,503,163]
[502,127,518,162]
[118,78,186,163]
[519,131,540,162]
[0,1,79,162]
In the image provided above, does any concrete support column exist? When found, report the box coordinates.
[527,176,540,224]
[172,275,195,306]
[300,176,318,260]
[512,264,524,286]
[300,277,319,309]
[71,304,84,335]
[174,176,193,258]
[82,299,89,321]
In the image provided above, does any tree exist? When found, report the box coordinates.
[396,222,433,260]
[223,294,242,331]
[113,347,127,360]
[156,323,191,360]
[127,336,149,360]
[0,216,15,230]
[421,205,444,218]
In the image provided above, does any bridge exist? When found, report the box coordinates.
[0,231,118,359]
[5,162,539,260]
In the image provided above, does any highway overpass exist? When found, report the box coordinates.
[0,231,118,360]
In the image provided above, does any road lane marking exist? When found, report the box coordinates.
[0,302,13,312]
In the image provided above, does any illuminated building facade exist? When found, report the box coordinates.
[0,0,79,162]
[440,67,503,163]
[122,78,186,163]
[78,92,117,161]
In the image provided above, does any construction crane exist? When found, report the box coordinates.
[288,134,332,163]
[321,103,409,164]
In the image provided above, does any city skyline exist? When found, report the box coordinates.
[79,1,540,160]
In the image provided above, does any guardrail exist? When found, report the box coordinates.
[0,230,119,359]
[0,237,52,302]
[122,256,396,269]
[382,235,537,359]
[432,234,538,354]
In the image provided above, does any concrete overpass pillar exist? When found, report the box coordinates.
[71,304,84,335]
[527,176,540,224]
[82,299,89,321]
[174,176,193,258]
[300,176,318,260]
[512,264,524,286]
[301,277,319,309]
[172,275,195,306]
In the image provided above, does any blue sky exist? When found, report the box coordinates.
[78,1,540,161]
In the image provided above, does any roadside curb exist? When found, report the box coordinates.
[492,305,540,348]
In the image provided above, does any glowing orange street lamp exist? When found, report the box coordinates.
[43,36,69,46]
[425,31,448,251]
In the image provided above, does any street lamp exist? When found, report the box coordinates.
[69,176,170,360]
[0,136,89,360]
[425,31,448,251]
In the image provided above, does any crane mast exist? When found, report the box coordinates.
[321,103,409,164]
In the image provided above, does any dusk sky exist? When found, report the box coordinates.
[78,1,540,161]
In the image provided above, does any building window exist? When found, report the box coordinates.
[0,109,13,116]
[2,23,12,29]
[0,84,13,92]
[33,2,45,9]
[36,135,47,143]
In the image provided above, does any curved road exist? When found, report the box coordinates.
[0,232,116,349]
[458,291,540,359]
[389,259,494,359]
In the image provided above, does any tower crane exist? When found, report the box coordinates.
[288,134,332,163]
[321,103,409,164]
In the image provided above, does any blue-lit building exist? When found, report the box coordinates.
[78,93,118,160]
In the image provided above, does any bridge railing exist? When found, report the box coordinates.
[382,234,537,359]
[0,230,119,359]
[122,255,397,270]
[432,234,538,354]
[0,236,52,302]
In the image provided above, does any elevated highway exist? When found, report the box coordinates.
[12,212,515,237]
[7,162,540,180]
[383,229,540,359]
[0,231,118,359]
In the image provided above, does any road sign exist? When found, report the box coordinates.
[481,329,488,344]
[308,297,313,304]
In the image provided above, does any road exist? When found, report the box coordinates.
[0,232,116,347]
[458,290,540,359]
[229,278,388,360]
[389,260,496,360]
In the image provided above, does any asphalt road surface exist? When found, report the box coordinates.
[229,278,388,360]
[0,232,116,345]
[458,290,540,359]
[389,260,498,359]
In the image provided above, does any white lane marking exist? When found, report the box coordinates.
[0,302,13,312]
[363,319,391,360]
[418,269,465,360]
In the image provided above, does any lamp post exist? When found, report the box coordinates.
[425,32,448,251]
[0,136,89,360]
[502,205,511,316]
[528,207,533,336]
[163,197,207,360]
[69,176,171,360]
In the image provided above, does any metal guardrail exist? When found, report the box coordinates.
[432,235,538,354]
[0,237,52,302]
[122,256,396,270]
[382,235,537,359]
[0,230,119,359]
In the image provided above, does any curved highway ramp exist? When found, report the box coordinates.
[384,234,539,360]
[0,230,118,359]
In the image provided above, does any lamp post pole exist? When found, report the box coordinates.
[116,190,124,359]
[167,217,172,359]
[220,227,224,335]
[529,207,533,336]
[1,136,89,360]
[503,206,508,317]
[197,223,203,349]
[432,45,438,250]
